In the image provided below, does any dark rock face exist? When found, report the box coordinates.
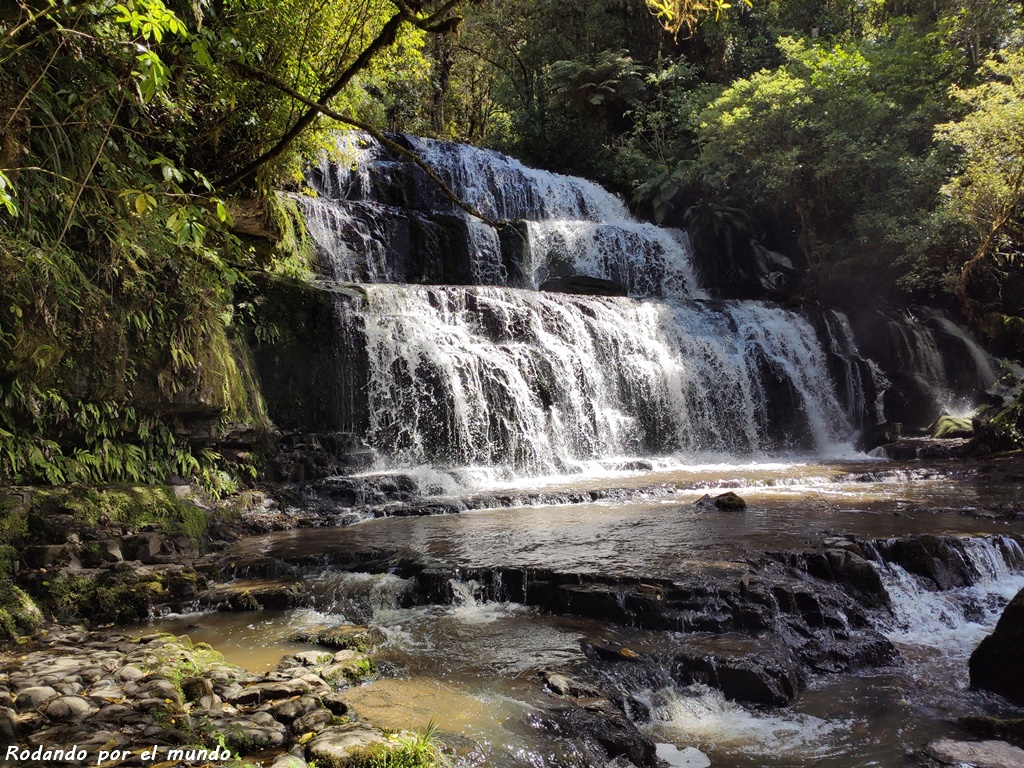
[671,635,803,706]
[875,535,979,590]
[970,587,1024,706]
[539,274,630,297]
[855,422,902,453]
[537,702,660,768]
[883,372,943,431]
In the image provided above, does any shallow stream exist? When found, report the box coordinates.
[133,459,1024,767]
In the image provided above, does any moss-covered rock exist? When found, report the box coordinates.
[290,624,387,653]
[26,564,207,625]
[0,583,42,641]
[930,414,974,439]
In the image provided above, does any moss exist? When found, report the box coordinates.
[930,414,974,439]
[30,566,192,625]
[972,387,1024,454]
[0,582,43,642]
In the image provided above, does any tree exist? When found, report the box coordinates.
[937,50,1024,350]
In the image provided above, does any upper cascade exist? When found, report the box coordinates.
[298,133,704,298]
[311,133,634,222]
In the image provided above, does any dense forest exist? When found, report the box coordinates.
[2,0,1023,489]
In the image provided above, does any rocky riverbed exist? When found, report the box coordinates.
[4,460,1024,767]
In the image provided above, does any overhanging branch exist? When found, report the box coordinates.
[234,62,504,230]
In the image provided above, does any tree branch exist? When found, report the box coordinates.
[234,62,503,229]
[216,0,464,190]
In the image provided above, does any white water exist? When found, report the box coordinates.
[350,285,851,472]
[297,133,997,474]
[879,535,1024,657]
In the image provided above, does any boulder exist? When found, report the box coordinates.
[539,701,660,767]
[714,492,747,511]
[854,422,901,453]
[930,414,973,439]
[673,635,802,706]
[970,588,1024,705]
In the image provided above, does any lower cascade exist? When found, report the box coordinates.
[292,134,998,475]
[342,286,850,470]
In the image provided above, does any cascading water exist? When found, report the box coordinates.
[294,133,994,475]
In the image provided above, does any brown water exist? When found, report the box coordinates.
[134,460,1024,768]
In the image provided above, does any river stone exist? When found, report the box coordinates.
[137,679,182,707]
[271,694,323,724]
[541,703,659,768]
[322,652,374,685]
[0,707,17,742]
[292,624,387,652]
[15,686,60,712]
[673,635,802,706]
[970,587,1024,705]
[926,739,1024,768]
[307,723,389,765]
[714,492,747,510]
[271,756,308,768]
[291,650,335,667]
[206,715,287,753]
[292,706,334,734]
[322,692,350,716]
[38,696,93,729]
[180,676,214,703]
[543,671,603,699]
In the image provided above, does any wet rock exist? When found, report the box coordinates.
[271,756,308,768]
[322,692,351,716]
[271,694,323,724]
[198,577,308,612]
[795,546,890,609]
[673,635,802,706]
[321,651,375,686]
[540,701,660,768]
[307,723,389,765]
[960,715,1024,748]
[292,706,334,734]
[713,492,747,511]
[539,275,630,297]
[970,587,1024,705]
[875,535,978,589]
[855,421,902,453]
[925,738,1024,768]
[543,671,603,699]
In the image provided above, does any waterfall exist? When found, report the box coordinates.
[291,132,996,472]
[878,535,1024,652]
[340,285,849,472]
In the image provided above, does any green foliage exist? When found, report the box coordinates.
[686,30,961,299]
[0,0,459,490]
